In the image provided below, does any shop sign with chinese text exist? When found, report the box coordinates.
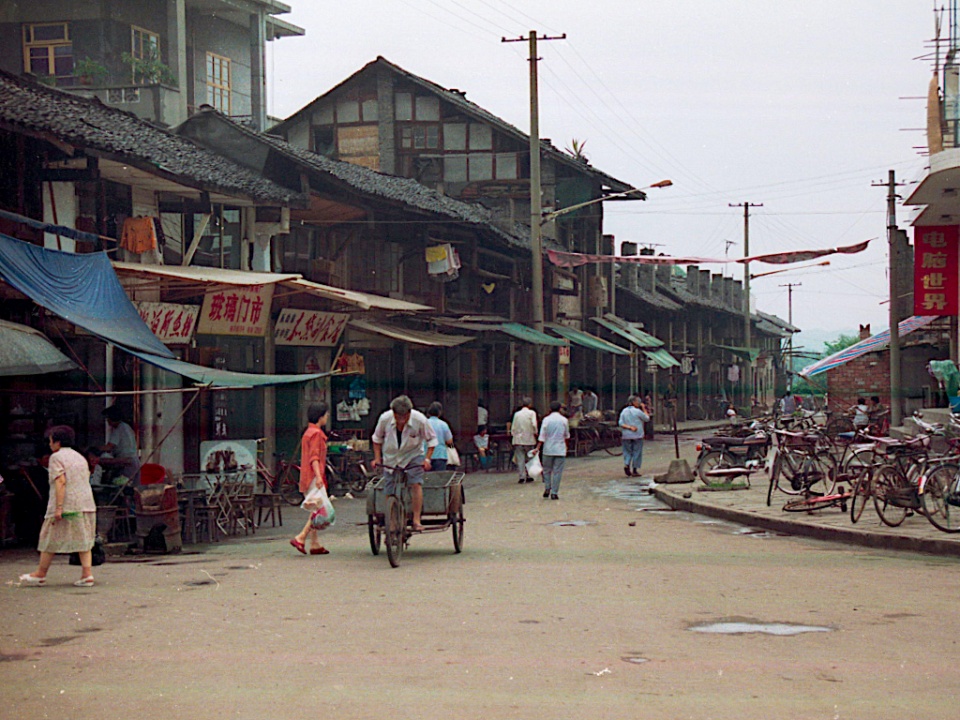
[197,285,274,336]
[135,301,199,344]
[274,309,348,347]
[914,226,959,316]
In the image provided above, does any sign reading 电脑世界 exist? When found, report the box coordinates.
[913,226,959,316]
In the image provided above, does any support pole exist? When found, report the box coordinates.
[730,201,762,408]
[886,170,903,427]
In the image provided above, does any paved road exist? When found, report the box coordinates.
[2,437,959,719]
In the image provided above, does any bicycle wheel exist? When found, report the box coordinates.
[783,494,846,513]
[279,465,304,506]
[825,416,855,438]
[696,450,733,484]
[921,463,960,533]
[451,486,465,553]
[799,454,836,497]
[347,464,370,495]
[368,515,382,555]
[873,466,908,527]
[602,429,624,456]
[849,468,872,523]
[385,495,404,568]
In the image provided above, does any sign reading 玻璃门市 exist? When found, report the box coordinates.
[274,309,348,346]
[197,285,274,336]
[914,226,959,316]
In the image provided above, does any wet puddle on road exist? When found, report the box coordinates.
[689,621,833,636]
[550,520,592,527]
[594,479,673,512]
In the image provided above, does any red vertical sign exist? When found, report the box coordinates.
[914,225,959,316]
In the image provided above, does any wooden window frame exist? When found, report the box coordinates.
[131,25,160,61]
[205,52,232,114]
[22,22,72,80]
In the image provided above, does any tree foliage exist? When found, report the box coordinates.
[822,333,860,356]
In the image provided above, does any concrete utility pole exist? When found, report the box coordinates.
[730,202,762,407]
[503,30,565,412]
[779,282,801,390]
[872,170,905,426]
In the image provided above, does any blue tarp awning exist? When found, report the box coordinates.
[128,350,338,388]
[0,233,174,358]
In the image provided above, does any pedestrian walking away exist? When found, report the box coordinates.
[291,401,331,556]
[536,401,570,499]
[511,397,538,483]
[19,425,98,587]
[426,401,455,471]
[371,395,437,531]
[619,395,651,477]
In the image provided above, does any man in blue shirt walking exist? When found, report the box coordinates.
[619,395,651,477]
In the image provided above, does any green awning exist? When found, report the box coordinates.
[548,323,631,355]
[590,316,663,348]
[498,322,567,346]
[644,348,681,369]
[713,344,761,362]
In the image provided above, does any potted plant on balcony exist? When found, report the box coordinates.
[121,49,176,86]
[73,57,109,86]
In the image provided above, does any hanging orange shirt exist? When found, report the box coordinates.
[120,217,158,253]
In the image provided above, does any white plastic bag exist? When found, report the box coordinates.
[301,480,336,531]
[525,452,543,482]
[446,446,461,467]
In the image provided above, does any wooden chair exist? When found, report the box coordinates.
[254,492,283,528]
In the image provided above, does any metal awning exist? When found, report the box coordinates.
[0,319,76,376]
[713,344,761,362]
[497,322,567,346]
[547,323,631,355]
[282,279,433,312]
[349,319,473,347]
[113,262,300,288]
[590,315,663,348]
[643,348,681,369]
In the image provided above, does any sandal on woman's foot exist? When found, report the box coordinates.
[309,547,329,555]
[73,577,95,587]
[290,538,306,554]
[18,574,45,587]
[412,523,425,532]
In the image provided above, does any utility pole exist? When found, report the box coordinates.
[872,170,905,427]
[779,282,801,390]
[503,30,565,412]
[730,202,762,408]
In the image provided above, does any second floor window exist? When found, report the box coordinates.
[206,53,231,113]
[131,26,159,61]
[23,23,72,82]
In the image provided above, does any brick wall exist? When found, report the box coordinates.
[825,353,890,406]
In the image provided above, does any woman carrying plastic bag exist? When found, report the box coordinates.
[290,402,334,556]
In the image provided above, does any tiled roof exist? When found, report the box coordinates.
[616,283,683,312]
[756,309,799,334]
[0,70,303,205]
[271,56,638,195]
[182,107,534,250]
[662,277,736,314]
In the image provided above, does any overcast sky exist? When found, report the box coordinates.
[266,1,936,344]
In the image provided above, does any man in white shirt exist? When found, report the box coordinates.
[536,401,570,500]
[371,395,437,531]
[510,397,538,484]
[477,399,489,428]
[100,405,141,486]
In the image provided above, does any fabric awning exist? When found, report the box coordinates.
[349,319,473,347]
[0,319,76,376]
[547,323,631,355]
[590,315,663,348]
[643,348,681,369]
[128,349,337,387]
[799,316,939,378]
[713,344,761,363]
[0,233,174,357]
[282,279,433,312]
[497,322,567,346]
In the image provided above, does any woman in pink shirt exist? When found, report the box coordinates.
[290,402,330,556]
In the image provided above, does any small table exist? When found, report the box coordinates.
[176,488,209,545]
